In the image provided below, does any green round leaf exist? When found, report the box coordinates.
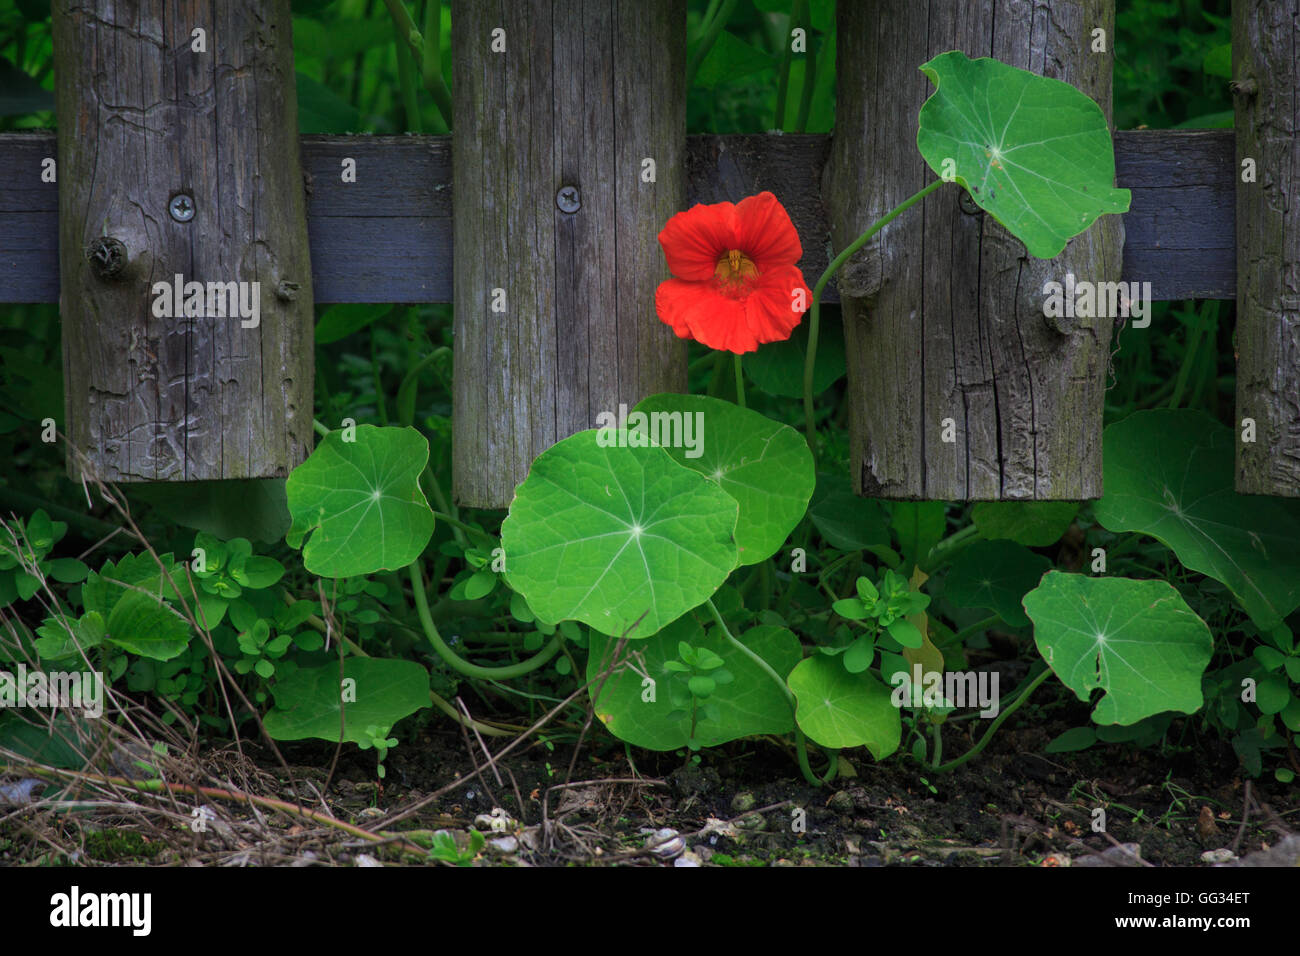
[843,633,875,674]
[1095,410,1300,629]
[916,51,1131,259]
[971,501,1078,546]
[501,429,738,638]
[945,539,1051,627]
[809,473,890,552]
[587,618,801,750]
[1045,726,1098,753]
[232,555,285,590]
[286,425,435,578]
[127,479,291,543]
[633,393,815,566]
[1023,571,1213,725]
[1255,674,1290,716]
[787,654,901,757]
[263,658,429,744]
[743,316,846,399]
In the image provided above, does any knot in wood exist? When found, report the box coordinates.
[835,246,883,299]
[275,279,300,302]
[85,237,128,280]
[1229,77,1258,98]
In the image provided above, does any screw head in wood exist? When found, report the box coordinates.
[556,185,581,214]
[169,193,195,222]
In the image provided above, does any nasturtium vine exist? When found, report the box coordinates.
[787,654,901,758]
[1024,572,1213,726]
[263,657,431,745]
[286,425,435,578]
[945,539,1051,628]
[916,51,1131,258]
[1095,409,1300,630]
[631,393,815,566]
[586,615,801,750]
[501,429,739,638]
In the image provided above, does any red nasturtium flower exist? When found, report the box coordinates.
[655,191,812,354]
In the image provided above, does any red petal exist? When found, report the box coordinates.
[658,201,738,281]
[735,192,803,269]
[743,266,810,346]
[655,278,754,353]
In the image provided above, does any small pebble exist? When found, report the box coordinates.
[0,778,43,805]
[1200,848,1236,865]
[730,792,756,813]
[828,790,854,813]
[488,836,519,855]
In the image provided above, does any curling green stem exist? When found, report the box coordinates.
[931,663,1052,773]
[706,598,836,786]
[803,178,946,449]
[410,562,560,679]
[685,0,738,89]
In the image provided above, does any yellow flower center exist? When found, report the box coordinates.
[715,249,759,288]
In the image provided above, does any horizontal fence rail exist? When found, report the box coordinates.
[0,128,1233,305]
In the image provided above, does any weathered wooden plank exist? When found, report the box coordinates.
[825,0,1122,501]
[1234,1,1300,497]
[52,0,313,482]
[450,0,688,508]
[0,128,1235,305]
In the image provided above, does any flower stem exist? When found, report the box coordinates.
[931,663,1052,772]
[410,562,560,679]
[391,6,422,133]
[685,0,738,89]
[733,353,747,408]
[773,0,807,129]
[802,178,947,449]
[706,598,835,786]
[793,7,816,133]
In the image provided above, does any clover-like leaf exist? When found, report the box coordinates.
[631,394,814,566]
[1095,410,1300,629]
[501,429,738,638]
[945,539,1051,627]
[917,51,1131,259]
[787,654,901,757]
[587,616,801,750]
[263,658,430,744]
[1023,571,1213,725]
[286,425,435,578]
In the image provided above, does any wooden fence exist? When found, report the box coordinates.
[0,0,1293,505]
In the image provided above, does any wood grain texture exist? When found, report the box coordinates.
[824,0,1122,500]
[52,0,313,482]
[1,129,1235,304]
[450,0,687,508]
[1234,1,1300,496]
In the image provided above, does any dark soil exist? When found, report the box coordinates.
[257,703,1296,867]
[6,694,1295,867]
